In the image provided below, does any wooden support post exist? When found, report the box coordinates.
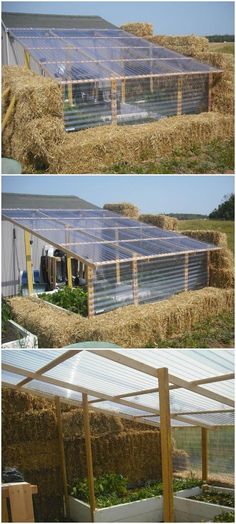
[2,95,16,132]
[202,427,208,482]
[82,393,96,522]
[121,79,126,103]
[95,81,99,101]
[67,256,72,288]
[177,77,183,115]
[184,254,189,291]
[68,83,73,106]
[150,77,154,93]
[208,73,213,112]
[24,231,33,296]
[158,368,174,523]
[207,251,210,286]
[132,256,139,306]
[24,50,31,70]
[115,229,121,284]
[55,396,70,520]
[86,266,95,318]
[111,80,117,124]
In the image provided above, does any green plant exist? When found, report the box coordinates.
[39,287,88,316]
[190,491,234,507]
[2,298,12,334]
[214,511,235,522]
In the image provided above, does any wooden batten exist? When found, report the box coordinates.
[24,230,33,296]
[201,427,208,482]
[115,228,121,284]
[111,79,117,124]
[208,73,213,111]
[24,50,31,70]
[67,255,73,288]
[177,77,183,115]
[82,393,96,522]
[55,396,70,519]
[207,251,210,286]
[121,79,126,103]
[184,253,189,291]
[86,265,95,318]
[132,256,139,305]
[158,368,174,522]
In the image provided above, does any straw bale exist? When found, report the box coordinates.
[3,440,59,470]
[50,112,233,174]
[173,449,190,472]
[3,409,57,445]
[140,214,178,230]
[181,230,228,248]
[2,387,50,413]
[120,23,153,38]
[62,409,124,437]
[210,248,234,270]
[147,34,209,56]
[9,288,234,348]
[103,202,139,218]
[210,268,234,289]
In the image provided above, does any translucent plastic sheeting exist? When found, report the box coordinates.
[2,208,218,266]
[1,349,234,428]
[8,27,220,82]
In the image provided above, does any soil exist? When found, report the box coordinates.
[190,491,234,507]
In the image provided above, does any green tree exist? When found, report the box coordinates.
[209,193,234,220]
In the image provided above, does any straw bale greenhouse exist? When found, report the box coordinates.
[2,12,222,131]
[2,349,234,522]
[2,207,220,318]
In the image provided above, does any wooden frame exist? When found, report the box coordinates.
[24,50,31,69]
[111,79,117,124]
[158,368,174,522]
[55,396,70,519]
[2,482,38,523]
[132,255,139,305]
[201,427,208,482]
[82,393,96,522]
[208,73,213,112]
[24,230,34,296]
[86,265,95,318]
[177,77,183,115]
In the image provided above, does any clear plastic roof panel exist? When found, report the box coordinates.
[2,208,219,265]
[8,27,221,82]
[1,349,234,429]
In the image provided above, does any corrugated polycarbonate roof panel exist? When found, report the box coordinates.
[1,349,234,428]
[2,208,219,265]
[8,27,221,82]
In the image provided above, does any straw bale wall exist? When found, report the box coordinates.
[9,287,233,348]
[147,34,209,56]
[139,214,178,230]
[103,203,139,218]
[120,23,154,38]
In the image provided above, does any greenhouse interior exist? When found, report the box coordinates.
[2,208,220,317]
[5,25,222,130]
[2,349,234,523]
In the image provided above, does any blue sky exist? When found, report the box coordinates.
[2,2,234,35]
[2,176,234,215]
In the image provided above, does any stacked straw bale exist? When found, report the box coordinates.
[140,214,178,231]
[50,112,233,174]
[147,34,209,56]
[2,66,65,172]
[104,202,139,218]
[120,23,153,38]
[9,287,233,348]
[182,230,234,289]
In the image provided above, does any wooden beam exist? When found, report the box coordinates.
[2,95,16,132]
[82,393,96,522]
[158,368,174,522]
[202,427,208,482]
[24,50,31,69]
[132,255,139,305]
[208,73,213,111]
[24,230,33,296]
[177,77,183,115]
[67,255,72,288]
[18,350,81,387]
[55,396,70,519]
[184,253,189,291]
[111,80,117,124]
[86,265,95,318]
[121,79,126,103]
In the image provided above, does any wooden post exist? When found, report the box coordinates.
[208,73,213,112]
[121,79,126,103]
[82,393,96,522]
[111,80,117,124]
[115,229,121,284]
[24,50,31,70]
[184,254,189,291]
[177,77,183,115]
[86,266,95,318]
[202,428,208,482]
[2,95,16,132]
[158,367,174,523]
[68,83,73,106]
[150,77,154,93]
[55,396,70,520]
[207,251,210,286]
[24,231,33,296]
[132,256,139,306]
[67,256,72,288]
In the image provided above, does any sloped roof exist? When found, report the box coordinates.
[2,193,98,210]
[2,12,116,29]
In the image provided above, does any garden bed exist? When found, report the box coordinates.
[1,319,38,348]
[174,486,234,522]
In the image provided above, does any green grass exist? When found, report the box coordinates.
[108,139,234,174]
[151,311,234,348]
[209,42,234,54]
[178,219,234,252]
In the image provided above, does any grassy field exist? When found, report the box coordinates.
[209,41,234,54]
[178,218,234,252]
[109,139,234,174]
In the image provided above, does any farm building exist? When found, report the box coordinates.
[2,12,222,131]
[2,349,234,522]
[2,192,220,318]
